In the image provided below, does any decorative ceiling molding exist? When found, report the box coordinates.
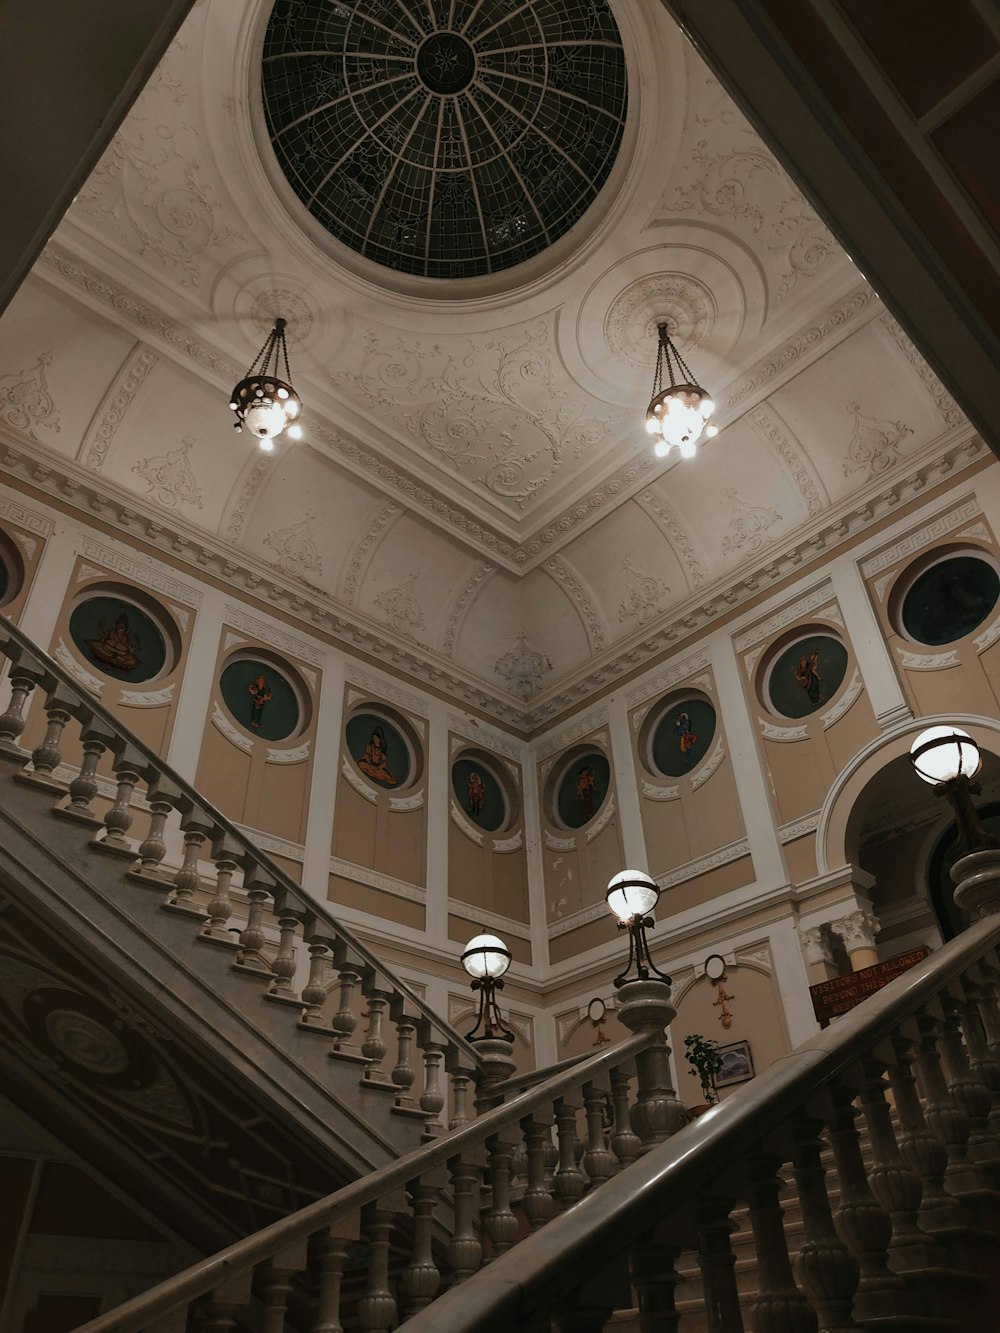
[747,403,827,517]
[634,490,707,590]
[879,314,963,429]
[79,343,158,472]
[339,501,402,607]
[442,562,495,659]
[544,556,608,652]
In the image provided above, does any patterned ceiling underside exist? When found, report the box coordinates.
[261,0,627,278]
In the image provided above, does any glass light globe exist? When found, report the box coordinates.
[244,400,287,439]
[705,424,719,438]
[462,933,511,980]
[653,438,670,458]
[910,726,981,785]
[679,438,697,459]
[287,424,303,440]
[606,869,660,922]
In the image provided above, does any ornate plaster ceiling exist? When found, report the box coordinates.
[0,0,979,730]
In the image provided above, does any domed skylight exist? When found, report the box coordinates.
[261,0,628,280]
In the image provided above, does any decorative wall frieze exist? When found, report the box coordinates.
[584,796,616,843]
[656,838,751,889]
[266,742,310,764]
[447,713,523,763]
[548,898,608,938]
[897,647,960,670]
[119,684,174,707]
[641,779,680,801]
[820,667,863,728]
[779,811,821,843]
[759,717,809,742]
[735,582,837,654]
[211,701,253,753]
[625,652,711,709]
[235,825,305,864]
[340,755,377,804]
[450,801,484,846]
[54,639,103,695]
[224,605,324,668]
[690,737,725,789]
[0,493,53,538]
[442,561,494,657]
[328,854,426,903]
[447,902,531,939]
[536,708,610,760]
[389,789,424,812]
[859,496,981,581]
[345,666,428,720]
[80,538,202,608]
[80,344,158,471]
[492,831,523,853]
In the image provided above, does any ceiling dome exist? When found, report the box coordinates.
[261,0,628,280]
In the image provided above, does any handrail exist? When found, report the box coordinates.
[398,912,1000,1332]
[72,1030,653,1333]
[0,611,480,1065]
[486,1047,601,1100]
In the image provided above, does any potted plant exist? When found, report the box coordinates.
[683,1033,723,1112]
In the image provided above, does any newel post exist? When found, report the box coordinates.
[472,1037,517,1115]
[952,847,1000,920]
[615,978,687,1152]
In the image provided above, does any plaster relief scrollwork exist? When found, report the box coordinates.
[880,314,962,428]
[264,510,323,579]
[722,488,780,556]
[779,811,821,843]
[451,801,484,846]
[11,532,37,560]
[223,452,277,543]
[250,289,314,347]
[443,562,494,657]
[374,574,425,639]
[212,701,253,753]
[0,352,61,440]
[759,717,809,742]
[544,830,577,852]
[820,668,863,728]
[345,668,426,720]
[690,738,725,789]
[898,648,960,670]
[735,942,773,974]
[495,634,552,701]
[340,502,401,605]
[545,557,606,650]
[55,640,103,695]
[585,796,616,843]
[492,831,523,853]
[390,790,424,812]
[619,556,669,626]
[974,615,1000,654]
[604,273,716,369]
[641,780,680,801]
[119,685,174,707]
[81,345,157,471]
[536,707,609,761]
[656,838,750,889]
[843,402,913,480]
[132,435,203,510]
[341,755,377,804]
[266,742,310,764]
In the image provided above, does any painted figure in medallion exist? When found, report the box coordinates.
[86,613,141,674]
[794,650,824,706]
[576,763,597,823]
[675,711,698,767]
[466,770,486,817]
[358,726,396,786]
[248,674,273,729]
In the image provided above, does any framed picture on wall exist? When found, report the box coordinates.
[715,1039,754,1088]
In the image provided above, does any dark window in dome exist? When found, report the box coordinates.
[261,0,628,279]
[900,555,999,646]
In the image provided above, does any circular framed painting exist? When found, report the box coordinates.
[346,710,414,791]
[899,554,999,646]
[452,756,509,833]
[0,530,22,607]
[649,697,717,777]
[765,633,848,720]
[69,595,170,683]
[220,657,302,742]
[554,750,611,830]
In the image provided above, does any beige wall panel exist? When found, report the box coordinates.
[548,917,613,966]
[640,799,691,879]
[686,760,746,861]
[196,725,254,820]
[672,962,790,1104]
[763,741,832,823]
[824,693,878,773]
[263,851,302,883]
[329,875,425,930]
[784,833,818,884]
[905,665,993,720]
[659,857,756,919]
[554,1007,619,1060]
[333,778,379,868]
[447,914,531,966]
[544,847,583,921]
[449,826,487,910]
[384,809,426,886]
[447,738,529,922]
[492,852,529,923]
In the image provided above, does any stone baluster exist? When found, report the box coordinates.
[912,1012,990,1195]
[356,1205,397,1333]
[136,775,184,876]
[745,1154,817,1333]
[790,1115,861,1333]
[969,962,1000,1138]
[268,909,300,999]
[202,835,242,943]
[581,1082,616,1187]
[236,864,276,972]
[630,1240,682,1333]
[30,689,76,778]
[522,1115,555,1231]
[419,1038,447,1138]
[66,724,114,819]
[312,1232,351,1333]
[827,1089,910,1323]
[859,1059,937,1271]
[553,1097,587,1208]
[888,1035,966,1233]
[331,959,362,1049]
[695,1196,744,1333]
[614,980,685,1152]
[100,745,145,852]
[0,665,36,750]
[390,1003,418,1109]
[198,1302,239,1332]
[300,939,332,1026]
[609,1065,641,1167]
[168,809,212,912]
[484,1133,518,1259]
[448,1155,483,1282]
[939,990,999,1173]
[361,979,392,1084]
[448,1065,473,1131]
[400,1178,441,1315]
[256,1258,300,1333]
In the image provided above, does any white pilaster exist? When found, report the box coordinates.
[522,743,550,976]
[770,917,820,1045]
[299,649,347,903]
[15,517,79,651]
[607,689,648,869]
[164,584,227,783]
[828,554,910,726]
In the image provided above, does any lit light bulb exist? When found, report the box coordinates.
[653,438,670,458]
[705,424,719,438]
[645,417,659,435]
[258,437,275,453]
[679,438,697,459]
[287,424,303,440]
[243,400,287,439]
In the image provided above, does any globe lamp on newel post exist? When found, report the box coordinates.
[461,932,516,1110]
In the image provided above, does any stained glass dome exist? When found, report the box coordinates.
[261,0,628,279]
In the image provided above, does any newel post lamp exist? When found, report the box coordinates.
[606,869,672,990]
[910,725,1000,919]
[461,932,515,1043]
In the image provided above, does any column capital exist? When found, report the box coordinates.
[801,924,837,967]
[835,909,880,954]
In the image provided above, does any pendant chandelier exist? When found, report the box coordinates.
[645,321,717,460]
[229,318,302,450]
